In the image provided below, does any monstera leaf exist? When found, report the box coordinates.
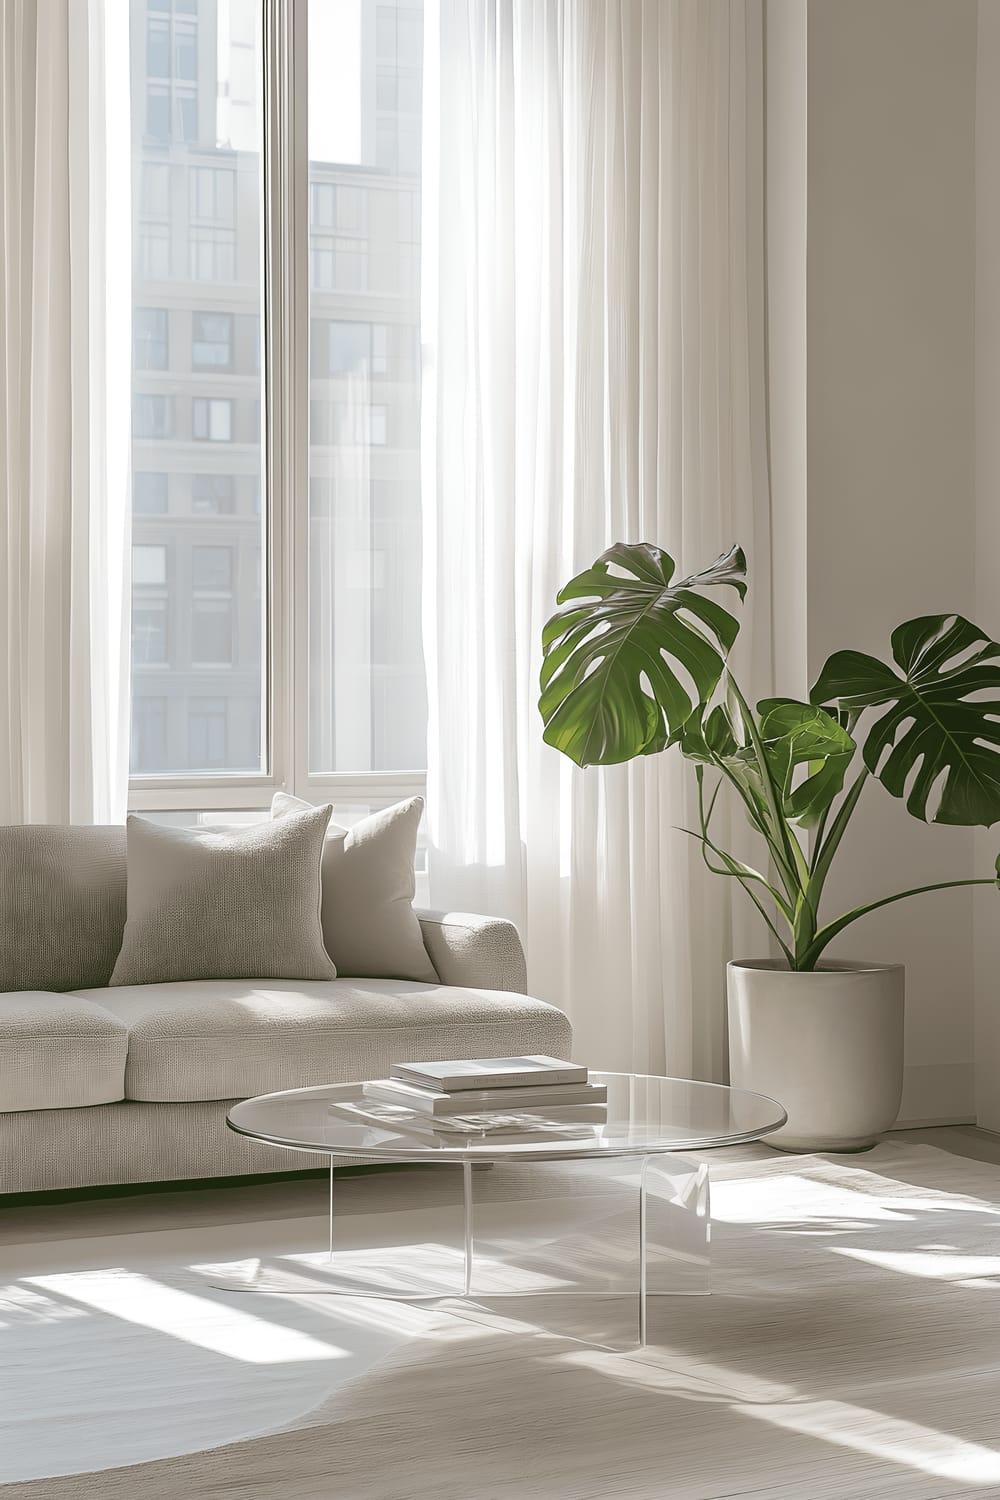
[681,697,854,833]
[539,543,746,767]
[757,698,857,828]
[810,614,1000,826]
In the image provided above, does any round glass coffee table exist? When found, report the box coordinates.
[227,1072,785,1344]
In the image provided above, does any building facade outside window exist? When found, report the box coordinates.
[128,0,425,791]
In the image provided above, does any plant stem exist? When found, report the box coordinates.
[679,827,795,966]
[695,768,795,919]
[722,673,806,906]
[798,875,999,970]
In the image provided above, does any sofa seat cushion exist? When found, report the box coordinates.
[0,993,129,1112]
[76,979,574,1103]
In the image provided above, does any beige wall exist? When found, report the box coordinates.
[768,0,980,1123]
[975,0,1000,1134]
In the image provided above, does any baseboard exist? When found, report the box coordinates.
[896,1061,976,1128]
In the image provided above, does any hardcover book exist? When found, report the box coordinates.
[390,1056,588,1093]
[365,1078,607,1115]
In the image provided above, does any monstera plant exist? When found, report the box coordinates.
[539,542,1000,973]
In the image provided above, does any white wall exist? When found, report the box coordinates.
[975,0,1000,1134]
[767,0,981,1124]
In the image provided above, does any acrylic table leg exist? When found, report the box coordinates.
[462,1159,474,1295]
[329,1157,334,1261]
[639,1154,711,1346]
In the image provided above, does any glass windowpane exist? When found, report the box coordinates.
[308,0,426,774]
[134,472,168,513]
[129,0,265,777]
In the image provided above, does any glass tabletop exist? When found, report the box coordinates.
[227,1072,787,1162]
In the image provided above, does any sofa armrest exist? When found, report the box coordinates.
[415,910,528,994]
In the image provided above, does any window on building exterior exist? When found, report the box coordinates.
[190,167,236,223]
[192,544,233,590]
[141,163,170,217]
[191,600,234,666]
[139,224,171,278]
[144,4,200,145]
[131,696,169,773]
[192,397,233,442]
[189,228,236,281]
[326,319,370,375]
[191,473,234,514]
[133,599,169,665]
[192,311,233,368]
[147,19,169,77]
[177,90,198,141]
[188,698,228,768]
[310,183,335,228]
[135,308,168,370]
[146,84,169,140]
[133,394,173,439]
[175,23,197,80]
[133,543,167,585]
[128,0,425,798]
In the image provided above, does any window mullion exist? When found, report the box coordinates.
[263,0,308,794]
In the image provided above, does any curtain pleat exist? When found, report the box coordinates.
[0,0,130,825]
[424,0,772,1080]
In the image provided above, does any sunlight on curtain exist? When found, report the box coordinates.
[0,0,131,823]
[423,0,772,1079]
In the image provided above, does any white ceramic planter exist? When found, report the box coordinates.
[727,959,904,1152]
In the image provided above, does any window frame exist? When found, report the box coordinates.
[129,0,426,814]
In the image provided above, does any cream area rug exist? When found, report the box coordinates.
[3,1143,1000,1499]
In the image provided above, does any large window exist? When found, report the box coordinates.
[308,0,425,777]
[128,0,426,804]
[129,0,264,781]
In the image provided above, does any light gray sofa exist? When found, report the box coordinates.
[0,825,572,1194]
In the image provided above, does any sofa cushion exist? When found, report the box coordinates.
[0,992,128,1111]
[79,979,573,1103]
[0,825,126,993]
[110,808,337,987]
[272,793,437,983]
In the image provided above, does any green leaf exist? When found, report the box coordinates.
[810,614,1000,826]
[539,543,746,768]
[757,698,857,829]
[681,701,781,845]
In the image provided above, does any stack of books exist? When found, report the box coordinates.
[329,1056,606,1143]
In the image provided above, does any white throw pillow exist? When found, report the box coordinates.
[271,793,437,983]
[110,807,336,986]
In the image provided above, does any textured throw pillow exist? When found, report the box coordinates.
[110,807,337,987]
[272,793,437,982]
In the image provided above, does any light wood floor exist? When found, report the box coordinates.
[2,1123,998,1250]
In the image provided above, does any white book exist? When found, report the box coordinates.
[391,1055,588,1093]
[329,1099,605,1143]
[365,1078,607,1116]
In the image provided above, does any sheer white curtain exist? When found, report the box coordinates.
[423,0,772,1078]
[0,0,131,824]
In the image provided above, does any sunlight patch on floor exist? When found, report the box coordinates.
[832,1246,1000,1281]
[25,1271,350,1364]
[739,1398,1000,1484]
